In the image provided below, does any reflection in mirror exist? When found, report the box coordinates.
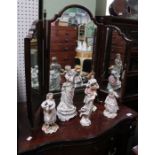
[30,38,39,90]
[49,7,97,92]
[101,29,126,97]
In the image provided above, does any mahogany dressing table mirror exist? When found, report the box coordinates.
[24,5,100,129]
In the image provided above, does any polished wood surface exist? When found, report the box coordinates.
[18,102,137,154]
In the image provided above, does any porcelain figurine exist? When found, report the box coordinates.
[57,65,77,121]
[74,65,83,88]
[79,77,99,126]
[76,40,82,51]
[103,89,119,119]
[107,69,121,91]
[49,57,62,91]
[110,53,123,82]
[31,65,39,89]
[82,40,87,51]
[41,93,59,134]
[107,53,123,91]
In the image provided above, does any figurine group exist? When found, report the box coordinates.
[41,54,121,134]
[49,57,83,92]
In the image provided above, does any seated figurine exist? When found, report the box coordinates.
[103,89,119,119]
[41,93,59,134]
[79,77,99,127]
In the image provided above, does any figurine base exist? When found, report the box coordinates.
[57,101,77,122]
[80,116,91,127]
[103,110,117,119]
[42,123,59,134]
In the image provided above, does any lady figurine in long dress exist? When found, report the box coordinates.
[79,77,99,126]
[49,57,63,91]
[103,89,119,119]
[57,65,77,122]
[41,93,59,134]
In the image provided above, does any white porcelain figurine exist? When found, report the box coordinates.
[76,40,82,51]
[107,53,123,91]
[82,40,88,51]
[31,65,39,89]
[79,77,99,127]
[49,57,62,91]
[74,65,83,88]
[41,93,59,134]
[57,65,77,121]
[103,89,119,119]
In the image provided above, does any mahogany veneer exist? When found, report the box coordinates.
[18,103,137,155]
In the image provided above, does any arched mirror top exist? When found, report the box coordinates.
[48,5,99,93]
[48,4,98,26]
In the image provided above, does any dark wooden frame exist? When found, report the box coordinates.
[94,16,138,110]
[24,20,44,127]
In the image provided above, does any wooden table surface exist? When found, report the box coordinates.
[18,102,137,154]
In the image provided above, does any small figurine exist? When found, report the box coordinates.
[31,65,39,89]
[79,77,99,127]
[82,40,87,51]
[41,93,59,134]
[103,89,119,119]
[57,65,77,122]
[74,65,83,88]
[107,53,123,91]
[76,40,82,51]
[49,57,63,91]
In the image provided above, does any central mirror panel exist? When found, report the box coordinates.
[49,7,97,92]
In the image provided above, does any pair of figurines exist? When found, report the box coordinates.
[107,53,123,91]
[41,65,83,134]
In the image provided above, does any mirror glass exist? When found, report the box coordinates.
[100,29,126,96]
[30,37,39,90]
[49,7,97,92]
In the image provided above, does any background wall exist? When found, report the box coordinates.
[43,0,97,19]
[96,0,107,16]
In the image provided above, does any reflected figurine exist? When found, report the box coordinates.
[41,93,59,134]
[31,65,39,89]
[107,53,123,91]
[79,77,99,127]
[74,65,83,88]
[57,65,77,121]
[103,89,119,119]
[49,57,62,91]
